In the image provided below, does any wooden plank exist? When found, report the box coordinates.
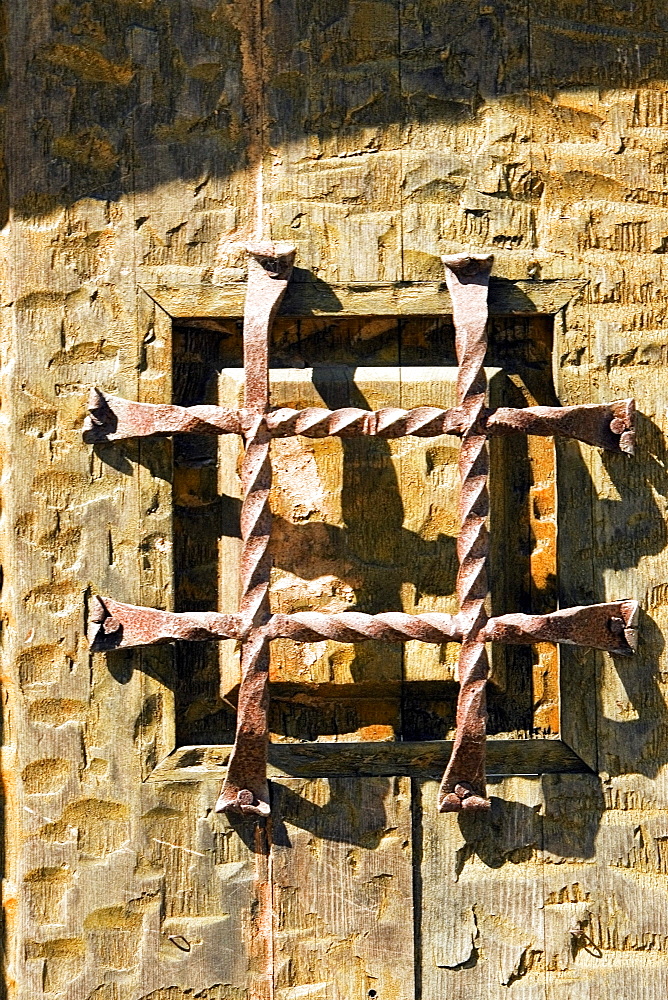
[270,777,414,1000]
[141,278,586,318]
[417,776,546,999]
[122,781,269,1000]
[540,772,668,1000]
[263,0,404,282]
[530,7,668,1000]
[147,739,589,782]
[399,0,533,281]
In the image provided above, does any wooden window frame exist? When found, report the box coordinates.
[126,277,598,785]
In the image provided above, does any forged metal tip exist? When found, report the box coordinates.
[619,431,635,455]
[103,617,121,635]
[438,781,491,813]
[609,398,635,455]
[214,789,271,818]
[461,795,492,812]
[90,595,108,624]
[439,792,464,812]
[88,596,123,652]
[624,599,640,627]
[88,386,107,416]
[438,792,492,813]
[441,252,495,277]
[245,242,297,278]
[603,599,639,657]
[84,388,115,441]
[620,599,640,654]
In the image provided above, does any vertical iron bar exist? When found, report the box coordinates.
[439,253,494,812]
[216,242,295,816]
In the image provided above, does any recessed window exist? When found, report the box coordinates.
[170,313,559,750]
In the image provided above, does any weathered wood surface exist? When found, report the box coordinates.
[3,0,668,998]
[271,777,414,1000]
[147,739,589,783]
[419,777,546,998]
[142,277,587,318]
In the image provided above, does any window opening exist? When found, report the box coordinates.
[86,246,638,818]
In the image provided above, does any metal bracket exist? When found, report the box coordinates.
[85,248,639,816]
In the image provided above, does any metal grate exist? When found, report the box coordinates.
[85,245,638,816]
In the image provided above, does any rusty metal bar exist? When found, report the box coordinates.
[85,247,639,821]
[485,398,635,453]
[84,390,242,440]
[485,600,638,653]
[85,391,635,454]
[216,242,296,818]
[89,596,244,648]
[89,596,638,657]
[437,254,494,812]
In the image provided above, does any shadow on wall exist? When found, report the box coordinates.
[102,404,668,860]
[6,0,668,229]
[8,0,668,866]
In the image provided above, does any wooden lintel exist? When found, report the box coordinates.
[146,739,590,783]
[140,278,587,320]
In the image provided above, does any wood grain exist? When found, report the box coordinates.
[147,740,589,783]
[418,777,546,999]
[271,777,414,1000]
[4,0,668,996]
[142,278,587,319]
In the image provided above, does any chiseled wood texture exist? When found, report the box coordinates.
[271,777,414,1000]
[418,777,546,999]
[147,739,589,782]
[2,0,668,998]
[141,276,587,318]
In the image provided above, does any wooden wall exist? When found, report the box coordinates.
[2,1,668,998]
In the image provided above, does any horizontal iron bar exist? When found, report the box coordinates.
[89,596,244,647]
[84,390,635,454]
[90,596,638,656]
[487,601,638,655]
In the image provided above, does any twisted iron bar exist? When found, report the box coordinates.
[437,254,494,811]
[216,243,296,817]
[268,399,635,450]
[85,248,639,821]
[90,596,639,656]
[85,391,635,453]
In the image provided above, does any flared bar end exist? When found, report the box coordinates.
[83,388,117,443]
[441,252,495,279]
[245,242,296,280]
[215,785,271,818]
[438,782,491,813]
[610,398,636,455]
